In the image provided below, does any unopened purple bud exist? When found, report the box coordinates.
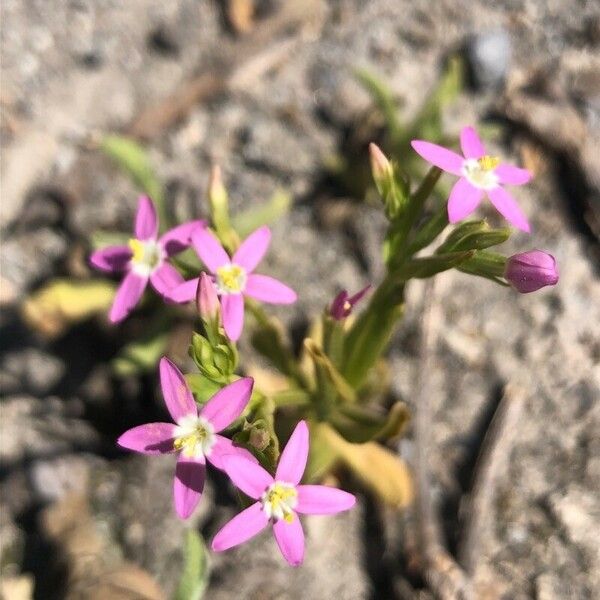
[329,285,371,320]
[505,250,559,293]
[197,272,220,320]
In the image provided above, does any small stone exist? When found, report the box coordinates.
[29,454,97,503]
[0,348,65,396]
[465,29,511,91]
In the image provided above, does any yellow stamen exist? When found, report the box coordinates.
[128,238,145,263]
[477,155,500,171]
[217,264,245,292]
[283,513,295,523]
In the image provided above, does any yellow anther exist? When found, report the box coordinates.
[216,264,246,293]
[283,513,295,524]
[477,155,500,171]
[343,300,352,312]
[128,238,145,263]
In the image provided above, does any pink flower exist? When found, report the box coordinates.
[329,285,371,320]
[411,126,532,232]
[118,357,255,519]
[166,226,297,341]
[90,196,205,322]
[211,421,356,566]
[505,250,559,293]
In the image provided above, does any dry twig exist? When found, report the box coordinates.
[413,278,473,600]
[459,384,527,574]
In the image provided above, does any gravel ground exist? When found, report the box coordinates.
[1,1,599,598]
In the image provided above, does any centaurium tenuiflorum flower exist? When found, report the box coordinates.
[90,196,205,322]
[411,126,532,232]
[211,420,356,566]
[166,226,297,341]
[117,357,255,519]
[505,250,559,293]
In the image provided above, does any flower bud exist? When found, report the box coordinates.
[196,272,220,321]
[330,285,371,320]
[505,250,559,293]
[369,143,393,183]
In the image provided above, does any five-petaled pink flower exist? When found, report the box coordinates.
[90,196,205,322]
[118,357,255,519]
[167,225,297,341]
[211,420,356,566]
[411,126,532,232]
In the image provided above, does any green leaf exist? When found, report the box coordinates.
[355,68,402,143]
[174,529,209,600]
[397,250,475,279]
[436,220,511,254]
[90,230,130,250]
[330,401,410,444]
[185,374,223,404]
[406,204,449,255]
[112,321,170,377]
[100,134,166,227]
[231,190,292,238]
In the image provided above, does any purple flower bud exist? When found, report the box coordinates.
[505,250,559,293]
[196,272,220,320]
[329,285,371,320]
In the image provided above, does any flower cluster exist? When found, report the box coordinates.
[411,125,558,292]
[93,125,559,568]
[118,360,355,565]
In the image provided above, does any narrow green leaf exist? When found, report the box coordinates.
[100,134,166,227]
[232,190,292,238]
[174,529,209,600]
[397,250,475,279]
[112,321,170,377]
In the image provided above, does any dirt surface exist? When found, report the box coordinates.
[1,1,599,598]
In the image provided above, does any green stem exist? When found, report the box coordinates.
[341,274,405,389]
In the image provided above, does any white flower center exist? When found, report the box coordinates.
[261,481,298,523]
[216,263,247,295]
[462,155,500,190]
[173,415,216,459]
[128,238,164,277]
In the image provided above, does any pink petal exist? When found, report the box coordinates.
[244,275,297,305]
[109,272,147,323]
[159,357,197,422]
[410,141,464,175]
[275,420,308,485]
[460,126,486,159]
[117,422,176,454]
[200,377,253,432]
[232,226,271,273]
[191,228,230,273]
[135,196,158,240]
[150,263,184,296]
[211,502,269,552]
[296,485,356,514]
[159,220,206,256]
[208,435,258,471]
[222,455,273,499]
[173,455,206,519]
[89,246,131,273]
[221,294,245,341]
[273,517,305,566]
[487,186,531,232]
[164,278,199,304]
[495,164,532,186]
[447,177,484,223]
